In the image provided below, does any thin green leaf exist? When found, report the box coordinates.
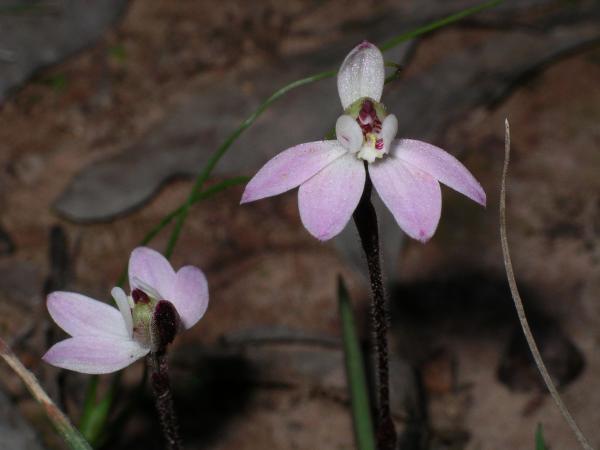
[379,0,503,51]
[536,424,549,450]
[163,70,335,259]
[338,277,376,450]
[0,3,52,14]
[78,376,98,439]
[384,60,403,69]
[78,382,114,445]
[145,176,251,245]
[116,175,249,286]
[0,338,92,450]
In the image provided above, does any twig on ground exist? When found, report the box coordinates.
[0,337,92,450]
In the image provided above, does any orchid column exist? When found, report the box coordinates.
[242,41,485,449]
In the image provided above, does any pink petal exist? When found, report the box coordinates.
[241,141,346,204]
[337,41,385,109]
[172,266,209,330]
[128,246,176,300]
[369,157,442,242]
[393,139,486,206]
[298,153,365,241]
[42,336,149,374]
[47,292,129,338]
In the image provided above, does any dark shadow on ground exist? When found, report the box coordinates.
[108,350,257,450]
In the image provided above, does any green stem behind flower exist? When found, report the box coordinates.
[338,277,376,450]
[536,424,549,450]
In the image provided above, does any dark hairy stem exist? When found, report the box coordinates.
[352,170,397,450]
[149,352,182,450]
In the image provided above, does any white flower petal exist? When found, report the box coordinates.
[241,141,347,204]
[47,292,129,338]
[337,41,385,109]
[128,247,177,301]
[43,336,149,374]
[172,266,209,330]
[335,115,363,153]
[111,287,133,338]
[369,157,442,242]
[298,153,365,240]
[392,139,486,206]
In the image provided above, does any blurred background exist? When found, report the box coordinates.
[0,0,599,449]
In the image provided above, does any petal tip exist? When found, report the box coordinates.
[406,226,435,243]
[41,345,64,368]
[131,246,152,258]
[316,232,334,241]
[477,190,487,207]
[240,189,254,205]
[312,223,346,241]
[47,291,63,305]
[41,349,53,364]
[305,227,330,242]
[301,219,340,242]
[110,286,125,298]
[417,230,433,243]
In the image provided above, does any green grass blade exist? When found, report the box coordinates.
[144,175,250,246]
[338,277,376,450]
[115,176,249,286]
[78,382,114,445]
[536,424,549,450]
[0,4,51,14]
[379,0,503,51]
[163,70,336,258]
[78,376,98,439]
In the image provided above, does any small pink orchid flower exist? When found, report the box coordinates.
[43,247,209,374]
[241,41,486,242]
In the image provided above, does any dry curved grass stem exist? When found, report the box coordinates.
[0,337,92,450]
[500,119,593,450]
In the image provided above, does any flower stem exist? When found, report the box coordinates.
[352,170,396,450]
[149,352,182,450]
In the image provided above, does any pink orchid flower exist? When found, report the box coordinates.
[241,41,486,242]
[43,247,209,374]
